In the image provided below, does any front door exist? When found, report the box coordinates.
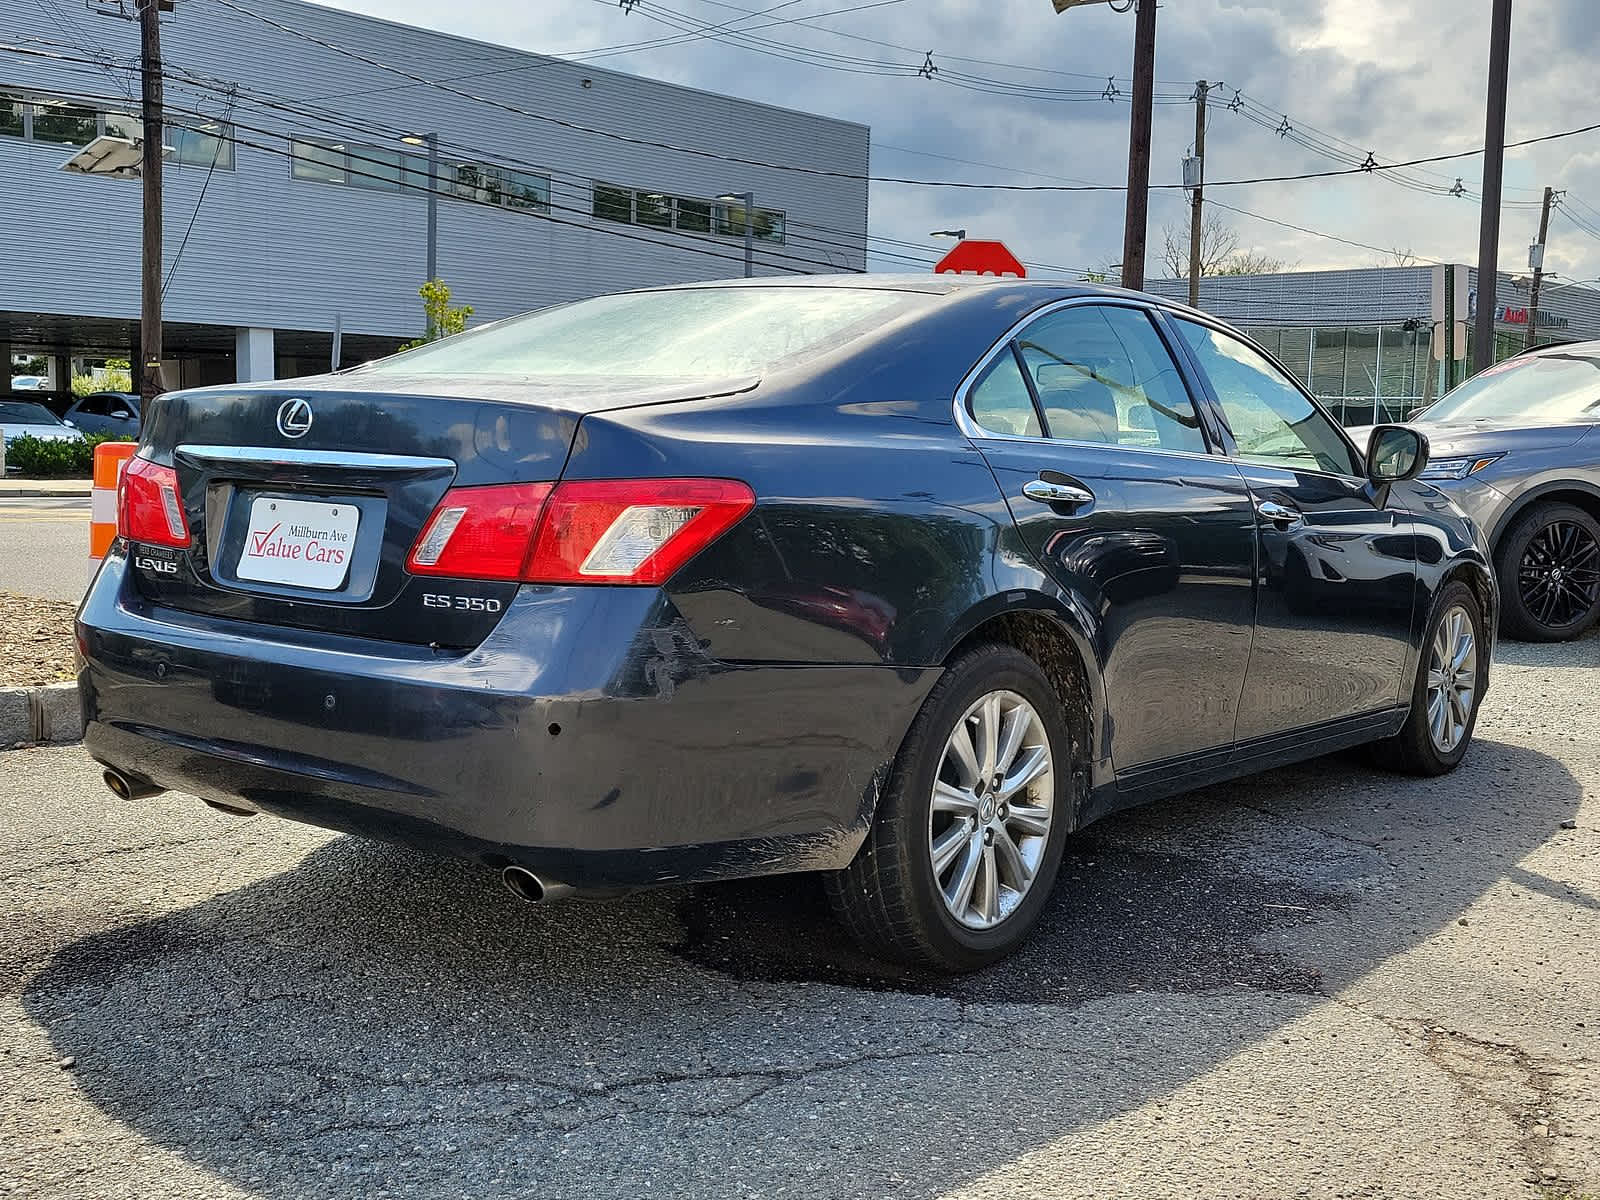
[963,301,1257,772]
[1168,316,1417,742]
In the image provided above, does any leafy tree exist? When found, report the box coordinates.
[400,278,473,351]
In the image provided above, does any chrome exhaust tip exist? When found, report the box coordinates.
[501,865,575,904]
[102,768,164,802]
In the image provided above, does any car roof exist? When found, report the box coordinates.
[624,272,1210,316]
[1519,338,1600,359]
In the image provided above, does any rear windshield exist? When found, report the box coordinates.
[360,287,927,380]
[0,402,60,425]
[1423,351,1600,423]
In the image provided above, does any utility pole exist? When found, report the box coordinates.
[138,0,168,404]
[1473,0,1514,374]
[1188,80,1208,308]
[1525,185,1558,351]
[1120,0,1157,292]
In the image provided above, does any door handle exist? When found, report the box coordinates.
[1023,479,1095,507]
[1256,500,1303,527]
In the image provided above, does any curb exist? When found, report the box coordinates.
[0,485,94,498]
[0,682,84,749]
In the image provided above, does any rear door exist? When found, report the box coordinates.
[1166,315,1416,742]
[962,299,1257,773]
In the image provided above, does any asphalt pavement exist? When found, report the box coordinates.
[0,496,91,603]
[1,634,1596,1199]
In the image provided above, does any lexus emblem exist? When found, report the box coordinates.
[276,398,314,439]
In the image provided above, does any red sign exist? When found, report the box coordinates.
[933,240,1027,278]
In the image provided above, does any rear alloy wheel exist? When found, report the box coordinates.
[1498,502,1600,642]
[1373,581,1488,776]
[825,643,1072,971]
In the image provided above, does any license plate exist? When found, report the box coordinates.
[236,496,359,591]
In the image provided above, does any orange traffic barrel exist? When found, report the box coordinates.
[89,441,139,579]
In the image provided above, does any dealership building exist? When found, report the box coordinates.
[1147,265,1600,425]
[1,0,869,394]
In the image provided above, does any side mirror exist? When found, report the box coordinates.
[111,409,133,420]
[1367,424,1429,483]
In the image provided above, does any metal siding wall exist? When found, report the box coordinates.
[0,0,870,341]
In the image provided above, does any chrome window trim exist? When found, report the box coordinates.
[952,295,1225,466]
[177,445,456,472]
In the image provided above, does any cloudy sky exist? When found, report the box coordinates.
[318,0,1600,282]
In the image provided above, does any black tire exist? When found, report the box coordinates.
[1496,502,1600,642]
[824,643,1073,972]
[1373,581,1488,776]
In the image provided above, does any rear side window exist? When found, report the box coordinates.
[967,351,1043,438]
[1014,306,1207,453]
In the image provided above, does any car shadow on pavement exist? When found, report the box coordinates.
[21,735,1581,1199]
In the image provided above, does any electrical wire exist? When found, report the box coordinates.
[1205,199,1445,266]
[162,88,237,299]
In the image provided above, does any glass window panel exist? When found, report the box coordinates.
[593,183,633,223]
[968,351,1043,438]
[1379,326,1419,400]
[1276,327,1313,388]
[348,144,401,190]
[1017,305,1207,452]
[290,137,346,184]
[755,208,785,243]
[2,96,27,138]
[636,191,672,228]
[454,162,505,205]
[400,153,433,193]
[103,110,138,142]
[1309,327,1348,398]
[1344,327,1379,401]
[504,170,549,211]
[1175,319,1361,476]
[169,122,234,170]
[32,101,97,146]
[717,200,749,237]
[676,196,711,233]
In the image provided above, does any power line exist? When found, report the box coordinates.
[1205,199,1445,265]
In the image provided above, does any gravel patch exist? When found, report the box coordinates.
[0,590,78,687]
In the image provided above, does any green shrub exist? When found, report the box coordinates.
[5,432,134,477]
[72,369,133,396]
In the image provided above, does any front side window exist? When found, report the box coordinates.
[32,101,96,146]
[1013,305,1207,453]
[967,350,1043,438]
[1175,319,1361,475]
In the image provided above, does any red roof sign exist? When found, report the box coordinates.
[933,240,1027,278]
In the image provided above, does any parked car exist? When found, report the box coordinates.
[64,391,141,437]
[1359,341,1600,642]
[8,375,48,391]
[0,399,84,453]
[78,278,1496,971]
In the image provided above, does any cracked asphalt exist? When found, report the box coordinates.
[2,633,1596,1199]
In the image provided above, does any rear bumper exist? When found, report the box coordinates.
[78,549,938,888]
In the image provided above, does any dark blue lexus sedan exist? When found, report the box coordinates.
[78,277,1495,971]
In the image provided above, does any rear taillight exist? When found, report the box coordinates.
[406,478,754,586]
[118,455,190,548]
[407,482,554,581]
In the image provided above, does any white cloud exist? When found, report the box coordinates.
[316,0,1600,283]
